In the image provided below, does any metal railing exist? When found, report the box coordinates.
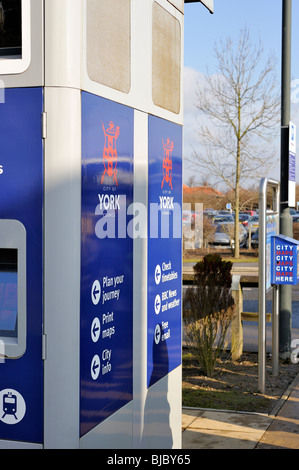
[258,178,280,393]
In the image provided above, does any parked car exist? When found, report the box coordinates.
[218,210,232,216]
[209,222,247,248]
[250,228,259,248]
[204,209,218,217]
[247,215,259,234]
[240,210,256,216]
[182,210,194,226]
[290,209,299,217]
[211,215,234,224]
[239,213,250,228]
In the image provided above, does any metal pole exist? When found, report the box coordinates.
[272,184,280,376]
[280,0,293,360]
[258,178,267,394]
[281,0,292,126]
[259,178,280,391]
[272,285,279,376]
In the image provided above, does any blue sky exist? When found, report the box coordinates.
[183,0,299,187]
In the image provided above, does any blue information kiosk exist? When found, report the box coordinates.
[0,0,211,450]
[0,0,214,450]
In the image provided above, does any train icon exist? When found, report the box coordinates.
[0,389,26,425]
[2,391,18,420]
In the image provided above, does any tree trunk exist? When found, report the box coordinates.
[234,102,241,258]
[234,186,240,258]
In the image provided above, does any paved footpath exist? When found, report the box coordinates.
[256,373,299,449]
[182,260,299,449]
[182,372,299,449]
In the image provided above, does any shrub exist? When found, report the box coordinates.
[184,254,235,376]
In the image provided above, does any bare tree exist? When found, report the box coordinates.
[189,28,280,257]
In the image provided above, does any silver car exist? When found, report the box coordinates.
[210,222,247,248]
[247,215,259,234]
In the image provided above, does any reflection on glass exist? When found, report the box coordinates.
[0,272,17,336]
[0,249,17,338]
[0,272,17,338]
[0,0,22,57]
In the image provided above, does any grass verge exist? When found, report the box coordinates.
[182,384,270,413]
[182,349,299,415]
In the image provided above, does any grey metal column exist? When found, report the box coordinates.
[280,0,293,360]
[272,181,280,377]
[272,285,279,376]
[258,178,280,393]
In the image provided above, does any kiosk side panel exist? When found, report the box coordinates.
[147,116,182,387]
[0,87,43,444]
[80,92,134,437]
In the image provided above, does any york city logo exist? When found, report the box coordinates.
[161,138,173,190]
[101,121,120,186]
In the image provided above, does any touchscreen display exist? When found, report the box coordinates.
[0,271,17,338]
[0,0,22,57]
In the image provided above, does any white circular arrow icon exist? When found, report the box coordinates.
[154,294,161,315]
[91,317,101,343]
[154,324,161,344]
[155,264,161,285]
[91,355,101,380]
[91,280,101,305]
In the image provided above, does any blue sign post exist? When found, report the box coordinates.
[271,235,299,286]
[288,122,296,208]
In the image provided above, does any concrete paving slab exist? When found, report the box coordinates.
[183,428,260,449]
[182,409,204,429]
[257,430,299,449]
[182,409,272,449]
[256,378,299,449]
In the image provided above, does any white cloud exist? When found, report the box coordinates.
[184,66,204,113]
[183,67,206,183]
[183,67,206,155]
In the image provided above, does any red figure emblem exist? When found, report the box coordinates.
[101,121,120,186]
[161,138,173,190]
